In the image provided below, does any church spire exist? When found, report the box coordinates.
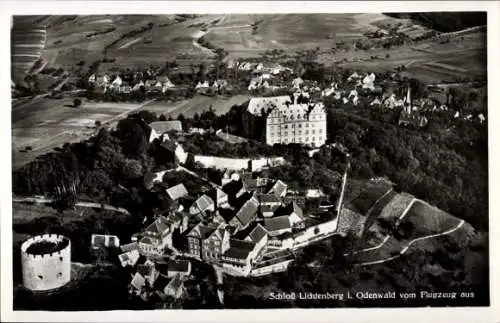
[405,86,412,114]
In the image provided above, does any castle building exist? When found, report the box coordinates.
[21,234,71,291]
[265,96,327,147]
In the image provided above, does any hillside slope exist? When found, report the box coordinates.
[386,12,487,32]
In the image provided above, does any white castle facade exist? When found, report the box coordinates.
[264,97,327,147]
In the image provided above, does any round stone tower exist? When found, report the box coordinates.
[20,234,71,291]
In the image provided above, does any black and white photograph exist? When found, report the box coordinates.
[1,1,498,321]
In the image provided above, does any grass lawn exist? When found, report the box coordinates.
[140,94,250,118]
[400,200,464,237]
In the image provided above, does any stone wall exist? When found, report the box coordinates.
[21,234,71,291]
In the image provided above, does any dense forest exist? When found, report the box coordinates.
[386,12,487,32]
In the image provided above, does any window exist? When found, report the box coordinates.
[59,257,63,261]
[305,130,309,135]
[298,124,302,128]
[312,130,315,134]
[319,129,323,133]
[298,130,302,134]
[284,131,288,136]
[305,137,309,141]
[312,137,316,142]
[284,125,288,129]
[306,123,309,127]
[57,272,62,278]
[38,275,43,280]
[319,136,323,141]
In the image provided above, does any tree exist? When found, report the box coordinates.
[122,159,143,180]
[73,98,82,108]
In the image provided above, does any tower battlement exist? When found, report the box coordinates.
[20,234,71,291]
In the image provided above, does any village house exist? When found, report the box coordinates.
[278,201,306,227]
[263,215,292,237]
[163,274,185,299]
[150,120,183,133]
[208,187,229,209]
[109,75,123,91]
[189,194,215,217]
[184,223,218,259]
[265,96,327,147]
[118,249,140,267]
[244,224,269,257]
[228,196,259,231]
[166,184,189,201]
[138,216,173,256]
[137,263,160,286]
[221,238,256,270]
[268,180,288,198]
[201,225,231,262]
[121,242,139,253]
[91,234,120,249]
[261,204,280,217]
[255,193,281,207]
[292,77,304,89]
[133,80,145,92]
[129,272,147,296]
[158,259,192,278]
[347,72,361,82]
[362,73,376,91]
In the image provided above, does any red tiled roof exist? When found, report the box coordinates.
[145,216,170,235]
[167,260,191,273]
[247,224,268,243]
[166,274,184,292]
[191,194,214,212]
[130,273,146,290]
[264,216,291,232]
[223,247,252,260]
[235,197,258,226]
[268,180,287,197]
[256,193,281,204]
[166,184,189,200]
[121,242,139,253]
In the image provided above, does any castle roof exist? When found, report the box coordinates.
[247,96,292,116]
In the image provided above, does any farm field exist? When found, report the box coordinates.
[15,13,439,71]
[336,31,486,83]
[140,94,251,118]
[11,22,46,80]
[12,97,148,170]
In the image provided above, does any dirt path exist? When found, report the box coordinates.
[12,196,131,215]
[119,37,142,49]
